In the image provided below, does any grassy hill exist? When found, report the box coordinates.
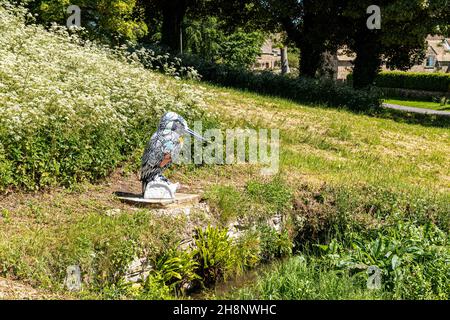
[0,3,448,300]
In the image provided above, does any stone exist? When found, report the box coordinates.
[115,192,200,209]
[64,265,82,292]
[105,208,121,217]
[124,257,152,283]
[269,214,283,232]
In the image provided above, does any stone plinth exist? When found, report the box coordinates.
[115,192,200,209]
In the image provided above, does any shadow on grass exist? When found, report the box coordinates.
[372,107,450,128]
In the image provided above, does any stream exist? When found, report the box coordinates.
[190,258,285,299]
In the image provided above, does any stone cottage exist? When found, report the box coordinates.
[335,35,450,80]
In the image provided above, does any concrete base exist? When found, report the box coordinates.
[115,191,200,208]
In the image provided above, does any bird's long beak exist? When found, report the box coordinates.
[185,127,208,143]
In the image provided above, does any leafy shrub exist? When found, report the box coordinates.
[192,226,236,286]
[318,221,449,299]
[233,255,385,300]
[348,71,450,92]
[258,225,292,262]
[137,273,174,300]
[0,5,206,190]
[129,43,381,112]
[233,230,261,272]
[152,248,199,295]
[291,184,450,246]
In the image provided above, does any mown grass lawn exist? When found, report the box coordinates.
[178,82,450,195]
[384,98,450,111]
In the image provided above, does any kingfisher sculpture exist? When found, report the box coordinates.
[140,112,206,200]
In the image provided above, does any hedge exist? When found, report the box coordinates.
[177,55,382,112]
[348,72,450,92]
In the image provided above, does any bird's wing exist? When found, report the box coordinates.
[141,134,163,181]
[141,131,181,181]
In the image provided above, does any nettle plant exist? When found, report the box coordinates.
[0,4,206,190]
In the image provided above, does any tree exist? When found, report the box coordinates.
[138,0,268,52]
[280,46,290,74]
[22,0,147,42]
[257,0,449,88]
[340,0,449,88]
[256,0,344,78]
[139,0,190,51]
[184,16,265,68]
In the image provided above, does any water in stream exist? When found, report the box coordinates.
[190,258,285,299]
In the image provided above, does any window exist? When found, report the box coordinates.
[444,39,450,51]
[425,56,435,68]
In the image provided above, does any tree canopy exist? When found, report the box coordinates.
[19,0,450,89]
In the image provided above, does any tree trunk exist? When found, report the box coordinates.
[297,1,326,78]
[299,42,324,77]
[280,46,290,74]
[352,31,382,89]
[160,0,188,52]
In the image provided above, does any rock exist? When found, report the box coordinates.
[64,265,82,292]
[226,221,245,240]
[269,214,283,232]
[124,257,152,283]
[105,208,121,217]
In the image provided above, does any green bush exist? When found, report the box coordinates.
[318,221,449,299]
[132,44,381,112]
[192,226,236,286]
[232,256,386,300]
[152,248,200,295]
[348,71,450,92]
[258,225,292,262]
[291,184,450,246]
[233,231,261,271]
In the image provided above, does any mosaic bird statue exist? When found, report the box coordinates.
[140,112,205,197]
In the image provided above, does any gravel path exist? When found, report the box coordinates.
[383,103,450,116]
